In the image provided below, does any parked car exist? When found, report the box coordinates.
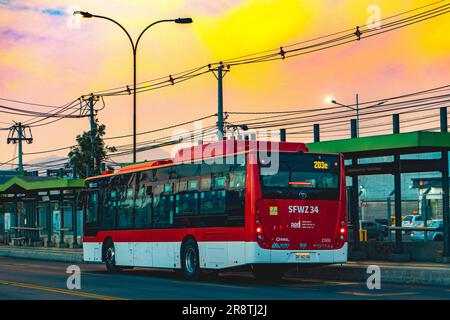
[348,221,388,241]
[410,220,444,241]
[362,221,388,241]
[374,219,389,227]
[402,215,424,229]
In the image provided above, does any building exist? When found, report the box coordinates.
[0,174,84,247]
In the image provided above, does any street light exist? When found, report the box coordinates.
[328,94,385,137]
[74,11,193,163]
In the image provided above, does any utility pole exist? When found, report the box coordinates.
[89,95,97,175]
[7,122,33,174]
[81,95,99,176]
[217,65,224,140]
[210,63,230,141]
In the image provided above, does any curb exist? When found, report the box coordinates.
[0,247,83,263]
[289,264,450,287]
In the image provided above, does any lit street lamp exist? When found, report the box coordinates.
[74,11,193,163]
[327,94,385,137]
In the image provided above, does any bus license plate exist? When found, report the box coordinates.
[295,252,310,261]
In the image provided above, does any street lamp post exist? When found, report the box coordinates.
[330,94,360,137]
[74,11,193,163]
[329,94,385,137]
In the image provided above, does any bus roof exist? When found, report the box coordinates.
[86,140,308,181]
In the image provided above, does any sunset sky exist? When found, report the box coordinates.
[0,0,449,168]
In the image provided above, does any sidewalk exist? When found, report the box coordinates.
[0,245,83,263]
[289,260,450,287]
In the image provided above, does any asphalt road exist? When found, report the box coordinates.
[0,256,449,300]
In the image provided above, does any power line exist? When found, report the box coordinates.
[85,1,450,98]
[228,92,450,129]
[104,113,217,140]
[0,97,79,109]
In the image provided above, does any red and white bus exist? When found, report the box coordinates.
[82,140,347,280]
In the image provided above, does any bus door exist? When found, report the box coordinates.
[84,190,100,237]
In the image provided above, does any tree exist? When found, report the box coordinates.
[68,120,116,178]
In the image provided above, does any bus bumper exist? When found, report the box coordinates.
[245,242,348,264]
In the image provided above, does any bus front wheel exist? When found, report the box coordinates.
[181,239,201,281]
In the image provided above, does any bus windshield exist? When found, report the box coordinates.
[260,152,340,200]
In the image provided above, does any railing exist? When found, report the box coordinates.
[388,226,439,232]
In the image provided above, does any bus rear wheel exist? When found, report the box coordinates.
[104,241,121,273]
[181,239,201,281]
[251,265,286,282]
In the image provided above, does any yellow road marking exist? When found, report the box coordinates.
[0,279,127,300]
[284,277,357,286]
[338,291,417,297]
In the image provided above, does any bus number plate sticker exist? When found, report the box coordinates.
[269,206,278,216]
[295,252,310,261]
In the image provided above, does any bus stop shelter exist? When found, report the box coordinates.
[307,129,450,261]
[0,176,85,248]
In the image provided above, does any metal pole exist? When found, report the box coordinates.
[422,188,432,242]
[89,95,97,175]
[77,15,189,163]
[441,107,448,132]
[133,49,137,163]
[313,124,320,142]
[349,139,362,250]
[46,201,52,247]
[441,106,449,257]
[442,150,450,257]
[59,198,65,247]
[217,65,224,140]
[280,129,286,142]
[356,94,360,137]
[394,154,403,253]
[351,163,360,251]
[72,194,78,248]
[17,123,23,172]
[89,96,96,175]
[350,119,357,139]
[387,192,393,241]
[393,114,400,134]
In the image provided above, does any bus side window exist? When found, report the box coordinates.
[85,191,100,236]
[175,179,199,217]
[226,169,246,226]
[153,195,174,227]
[101,188,117,230]
[135,184,152,228]
[200,173,226,215]
[86,192,99,224]
[153,182,174,228]
[117,173,135,229]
